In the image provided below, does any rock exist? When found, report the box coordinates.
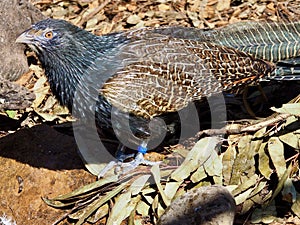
[0,124,95,225]
[0,77,35,110]
[158,185,236,225]
[0,0,45,81]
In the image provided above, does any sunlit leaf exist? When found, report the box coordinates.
[171,137,220,181]
[106,192,132,225]
[258,143,272,180]
[151,164,171,206]
[136,199,150,216]
[203,147,222,177]
[76,181,130,225]
[279,133,299,149]
[267,137,286,178]
[190,165,207,183]
[5,110,16,119]
[271,103,300,116]
[232,174,258,196]
[164,181,181,201]
[230,135,255,185]
[129,175,151,196]
[87,204,109,223]
[52,175,119,201]
[235,187,254,205]
[222,144,236,185]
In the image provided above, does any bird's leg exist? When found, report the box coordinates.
[98,142,161,178]
[115,144,135,162]
[118,141,161,174]
[97,144,135,178]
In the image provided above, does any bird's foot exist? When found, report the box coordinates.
[98,152,161,178]
[116,152,160,174]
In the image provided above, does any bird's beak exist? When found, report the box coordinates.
[16,28,36,44]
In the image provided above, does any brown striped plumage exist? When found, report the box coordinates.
[101,34,274,118]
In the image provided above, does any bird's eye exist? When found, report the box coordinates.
[44,31,53,39]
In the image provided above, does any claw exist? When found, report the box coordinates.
[98,151,161,178]
[119,152,161,174]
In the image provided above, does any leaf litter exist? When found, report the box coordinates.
[3,0,300,224]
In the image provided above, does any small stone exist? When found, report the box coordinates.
[126,14,141,25]
[158,4,170,11]
[0,0,45,81]
[86,18,98,29]
[158,185,236,225]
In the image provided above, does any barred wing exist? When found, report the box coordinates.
[100,35,274,119]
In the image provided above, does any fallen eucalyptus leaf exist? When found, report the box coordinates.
[268,137,286,178]
[76,181,130,225]
[258,142,272,180]
[52,175,119,201]
[291,193,300,218]
[251,201,277,224]
[171,137,220,181]
[279,133,299,149]
[271,103,300,116]
[151,164,171,206]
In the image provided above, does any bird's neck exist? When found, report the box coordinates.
[40,32,129,111]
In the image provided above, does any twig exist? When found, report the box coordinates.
[77,0,111,27]
[194,113,292,138]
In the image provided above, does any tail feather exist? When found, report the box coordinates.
[154,21,300,63]
[265,57,300,80]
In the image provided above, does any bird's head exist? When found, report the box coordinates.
[16,18,103,108]
[16,18,90,56]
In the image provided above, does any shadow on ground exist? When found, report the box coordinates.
[0,123,84,170]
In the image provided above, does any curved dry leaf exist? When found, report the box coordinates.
[285,115,298,126]
[171,137,220,182]
[279,133,299,149]
[222,144,236,185]
[129,175,151,196]
[136,200,150,217]
[42,197,74,208]
[76,181,130,225]
[248,181,268,205]
[230,135,255,185]
[52,175,119,201]
[268,162,294,204]
[151,164,171,206]
[203,147,222,177]
[190,165,207,183]
[251,201,277,224]
[271,103,300,116]
[268,137,286,178]
[254,127,267,138]
[164,181,181,202]
[87,204,109,223]
[291,193,300,218]
[106,192,132,225]
[232,174,258,197]
[234,187,254,206]
[258,142,272,180]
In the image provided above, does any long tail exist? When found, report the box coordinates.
[155,21,300,80]
[270,58,300,80]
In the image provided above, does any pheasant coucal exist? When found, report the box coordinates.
[16,18,280,174]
